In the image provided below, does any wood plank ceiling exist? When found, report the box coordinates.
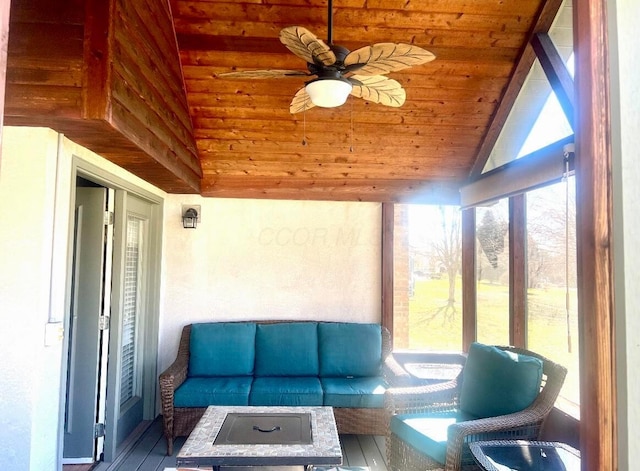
[3,0,561,202]
[172,0,560,202]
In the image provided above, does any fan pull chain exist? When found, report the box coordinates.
[349,100,354,152]
[302,99,307,146]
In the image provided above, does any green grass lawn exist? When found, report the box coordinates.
[407,278,580,405]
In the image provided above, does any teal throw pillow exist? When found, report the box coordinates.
[459,342,543,418]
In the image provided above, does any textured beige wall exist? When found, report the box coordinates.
[609,1,640,468]
[0,127,166,470]
[0,127,62,470]
[158,196,382,374]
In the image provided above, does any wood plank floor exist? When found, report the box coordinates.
[89,417,388,471]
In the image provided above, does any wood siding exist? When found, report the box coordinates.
[5,0,200,193]
[5,1,85,120]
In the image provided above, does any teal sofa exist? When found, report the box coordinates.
[159,320,411,454]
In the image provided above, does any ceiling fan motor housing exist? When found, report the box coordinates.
[329,44,350,64]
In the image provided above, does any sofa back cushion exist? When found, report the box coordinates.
[459,342,543,419]
[189,322,257,376]
[318,322,382,377]
[255,322,319,376]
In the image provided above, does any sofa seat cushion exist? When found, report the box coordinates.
[174,377,252,407]
[321,376,387,408]
[390,411,476,465]
[459,342,544,419]
[249,377,323,406]
[189,322,257,377]
[318,322,382,377]
[255,322,319,376]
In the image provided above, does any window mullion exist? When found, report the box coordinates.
[461,207,477,351]
[509,194,527,347]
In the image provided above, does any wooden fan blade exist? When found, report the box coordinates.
[349,75,406,107]
[280,26,336,66]
[218,69,310,79]
[344,43,435,76]
[290,87,317,114]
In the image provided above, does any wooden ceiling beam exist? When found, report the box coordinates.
[531,32,575,127]
[201,175,462,204]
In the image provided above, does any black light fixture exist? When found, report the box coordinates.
[182,207,199,229]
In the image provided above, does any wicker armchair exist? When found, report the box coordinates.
[384,345,567,471]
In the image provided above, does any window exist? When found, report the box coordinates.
[475,199,510,345]
[474,0,579,408]
[483,0,574,172]
[526,177,579,406]
[120,214,144,406]
[393,204,462,350]
[390,0,579,411]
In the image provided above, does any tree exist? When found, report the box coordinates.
[526,178,576,288]
[412,205,462,326]
[433,206,461,307]
[527,236,547,288]
[476,209,508,269]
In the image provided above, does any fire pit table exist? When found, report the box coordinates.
[176,406,343,470]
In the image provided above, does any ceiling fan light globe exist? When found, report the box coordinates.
[305,78,352,108]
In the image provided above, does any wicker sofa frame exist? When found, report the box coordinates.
[159,320,411,455]
[384,346,568,471]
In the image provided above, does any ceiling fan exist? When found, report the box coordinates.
[219,0,436,114]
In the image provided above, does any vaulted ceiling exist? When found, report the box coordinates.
[4,0,562,202]
[174,0,561,202]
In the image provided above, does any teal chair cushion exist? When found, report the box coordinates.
[321,376,387,408]
[174,377,252,407]
[255,322,319,376]
[391,412,474,465]
[189,322,257,377]
[459,342,544,418]
[249,377,323,406]
[318,322,382,377]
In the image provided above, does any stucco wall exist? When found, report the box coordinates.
[158,196,382,374]
[0,128,62,470]
[0,127,165,470]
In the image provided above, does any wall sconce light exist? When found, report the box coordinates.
[182,206,199,229]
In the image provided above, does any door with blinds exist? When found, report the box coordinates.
[103,192,155,461]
